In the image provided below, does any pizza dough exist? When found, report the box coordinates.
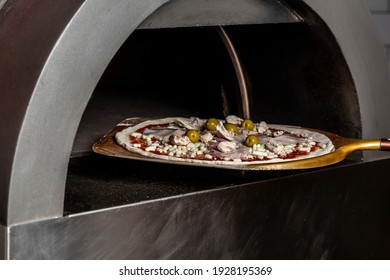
[115,116,335,166]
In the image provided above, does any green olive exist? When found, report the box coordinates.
[245,135,260,147]
[186,129,200,143]
[241,119,255,131]
[206,118,219,131]
[224,123,238,135]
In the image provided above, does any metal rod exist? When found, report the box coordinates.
[217,25,250,119]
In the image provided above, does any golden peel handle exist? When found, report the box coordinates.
[380,138,390,150]
[342,138,390,154]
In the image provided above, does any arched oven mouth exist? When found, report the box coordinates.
[68,3,361,214]
[72,23,360,158]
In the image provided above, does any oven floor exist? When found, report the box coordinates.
[64,154,306,215]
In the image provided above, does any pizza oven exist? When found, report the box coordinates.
[1,0,390,259]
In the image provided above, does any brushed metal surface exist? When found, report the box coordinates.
[9,158,390,259]
[0,224,6,260]
[0,0,389,240]
[0,0,168,226]
[138,0,301,29]
[0,0,85,225]
[300,0,390,141]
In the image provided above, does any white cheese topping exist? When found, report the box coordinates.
[115,116,335,166]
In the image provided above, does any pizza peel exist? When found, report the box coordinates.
[92,119,390,170]
[246,130,390,170]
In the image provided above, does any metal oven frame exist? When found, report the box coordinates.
[1,0,390,259]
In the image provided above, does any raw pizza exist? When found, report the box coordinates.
[115,115,335,166]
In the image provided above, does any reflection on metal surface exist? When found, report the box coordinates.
[9,158,390,259]
[218,26,250,119]
[138,0,301,29]
[0,0,169,226]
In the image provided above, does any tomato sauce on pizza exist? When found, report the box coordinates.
[115,116,334,166]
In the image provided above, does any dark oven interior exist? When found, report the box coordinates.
[65,2,360,215]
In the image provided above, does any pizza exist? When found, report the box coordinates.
[115,115,335,166]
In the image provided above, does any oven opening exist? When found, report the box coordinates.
[3,0,390,260]
[66,16,360,215]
